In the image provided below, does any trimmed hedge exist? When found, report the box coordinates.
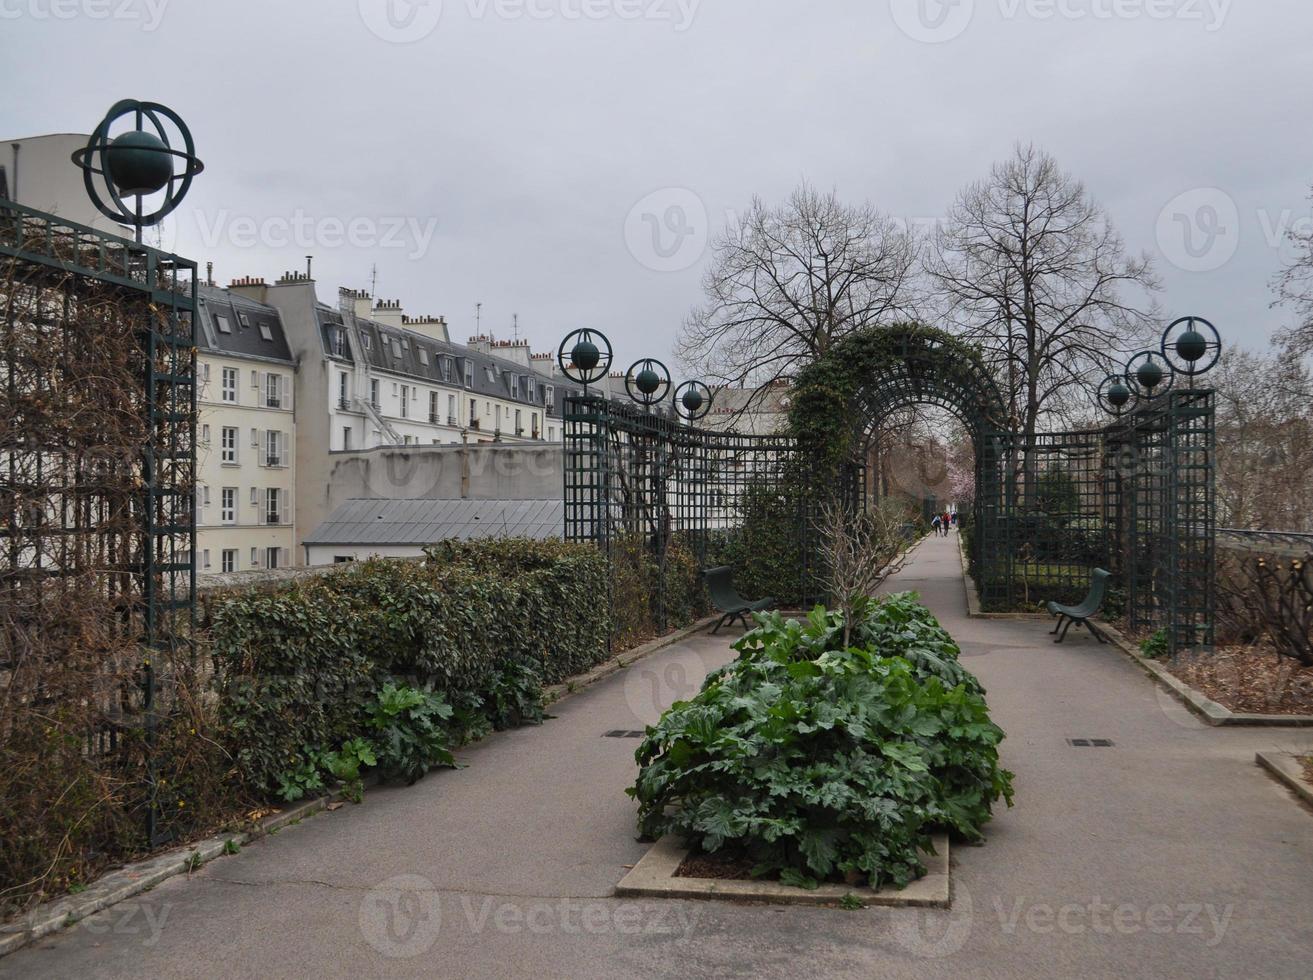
[209,540,610,796]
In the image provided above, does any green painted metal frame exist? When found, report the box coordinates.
[0,199,197,847]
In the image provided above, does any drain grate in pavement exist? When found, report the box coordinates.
[604,730,646,739]
[1067,738,1115,747]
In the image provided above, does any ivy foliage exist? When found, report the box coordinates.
[629,594,1014,890]
[788,324,999,486]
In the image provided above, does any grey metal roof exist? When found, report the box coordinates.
[197,284,295,363]
[304,498,565,546]
[315,305,580,415]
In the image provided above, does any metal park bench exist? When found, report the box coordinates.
[1047,568,1112,644]
[703,566,774,635]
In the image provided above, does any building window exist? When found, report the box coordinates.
[448,394,456,424]
[332,328,345,356]
[515,409,522,435]
[202,549,211,570]
[334,556,355,564]
[265,430,283,467]
[250,547,258,568]
[221,487,236,525]
[429,391,439,424]
[201,424,210,445]
[418,348,429,367]
[362,333,371,351]
[258,321,273,342]
[265,373,282,408]
[400,385,410,419]
[532,412,539,438]
[221,367,238,403]
[343,426,352,451]
[370,379,380,409]
[221,549,237,573]
[221,426,238,464]
[338,372,349,409]
[214,313,231,334]
[464,362,474,388]
[265,488,281,525]
[266,547,281,569]
[548,427,555,441]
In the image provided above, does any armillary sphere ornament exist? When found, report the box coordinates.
[1097,372,1135,416]
[673,380,713,423]
[1161,316,1221,377]
[624,358,672,408]
[1125,349,1175,400]
[557,329,613,390]
[71,100,204,242]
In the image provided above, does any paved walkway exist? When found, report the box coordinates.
[5,533,1313,979]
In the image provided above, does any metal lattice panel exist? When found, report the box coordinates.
[0,200,197,846]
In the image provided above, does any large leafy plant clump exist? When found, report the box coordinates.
[630,595,1014,890]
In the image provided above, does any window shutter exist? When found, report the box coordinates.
[280,547,290,568]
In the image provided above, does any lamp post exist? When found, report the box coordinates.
[71,100,204,244]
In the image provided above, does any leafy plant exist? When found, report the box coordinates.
[366,683,457,785]
[630,596,1013,891]
[486,662,545,731]
[1140,629,1170,660]
[322,737,377,802]
[275,753,326,803]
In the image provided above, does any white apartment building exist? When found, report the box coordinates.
[223,273,580,558]
[194,285,297,573]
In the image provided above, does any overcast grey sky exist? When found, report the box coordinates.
[4,0,1310,366]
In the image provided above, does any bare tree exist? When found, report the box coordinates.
[1271,183,1313,390]
[927,144,1160,452]
[678,182,920,414]
[818,497,913,646]
[1211,345,1313,532]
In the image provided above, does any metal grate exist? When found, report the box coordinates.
[603,730,647,739]
[1067,738,1115,747]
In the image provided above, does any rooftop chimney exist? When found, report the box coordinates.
[403,313,450,343]
[372,298,405,329]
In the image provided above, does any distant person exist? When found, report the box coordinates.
[931,514,942,535]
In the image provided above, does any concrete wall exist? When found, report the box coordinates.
[293,444,562,554]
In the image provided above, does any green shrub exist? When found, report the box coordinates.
[1140,629,1170,660]
[630,597,1013,890]
[209,539,607,797]
[365,683,457,785]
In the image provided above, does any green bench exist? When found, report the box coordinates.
[1047,568,1112,644]
[703,566,774,634]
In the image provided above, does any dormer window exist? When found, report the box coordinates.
[258,321,273,342]
[214,314,231,334]
[362,334,372,351]
[418,348,429,366]
[238,312,250,328]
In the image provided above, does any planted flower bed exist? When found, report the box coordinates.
[629,593,1014,890]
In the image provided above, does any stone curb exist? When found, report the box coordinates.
[0,789,349,959]
[1,621,719,960]
[543,614,720,706]
[1256,751,1313,809]
[615,834,950,908]
[1098,622,1313,728]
